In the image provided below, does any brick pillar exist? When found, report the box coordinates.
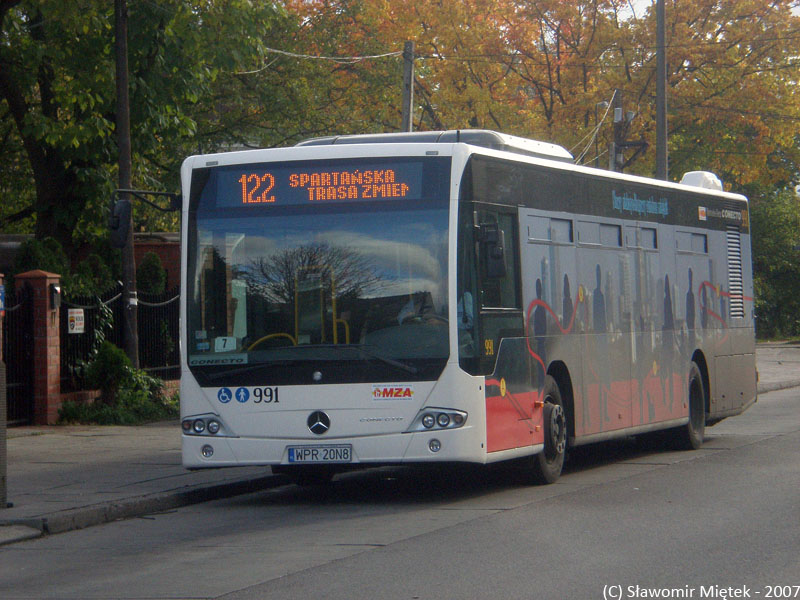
[15,270,62,425]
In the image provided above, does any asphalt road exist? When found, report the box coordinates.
[1,387,798,600]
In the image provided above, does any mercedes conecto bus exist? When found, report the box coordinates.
[180,130,756,483]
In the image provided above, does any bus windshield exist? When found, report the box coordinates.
[186,156,451,386]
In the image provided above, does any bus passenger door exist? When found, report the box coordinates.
[576,220,633,434]
[474,208,533,453]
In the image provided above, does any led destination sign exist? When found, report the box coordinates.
[216,160,424,208]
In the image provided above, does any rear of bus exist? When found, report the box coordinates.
[179,143,488,475]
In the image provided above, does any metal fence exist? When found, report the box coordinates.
[138,287,180,380]
[2,283,34,425]
[60,285,180,392]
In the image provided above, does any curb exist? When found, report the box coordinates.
[0,473,288,546]
[757,380,800,394]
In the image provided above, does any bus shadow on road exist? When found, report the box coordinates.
[233,434,684,507]
[563,433,695,475]
[252,463,520,506]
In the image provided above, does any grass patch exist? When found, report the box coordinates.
[58,388,179,426]
[59,385,179,425]
[58,367,180,425]
[59,341,179,425]
[756,336,800,344]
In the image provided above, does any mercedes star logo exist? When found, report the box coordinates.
[307,411,330,435]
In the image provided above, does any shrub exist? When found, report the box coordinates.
[70,253,115,295]
[60,341,179,425]
[750,188,800,339]
[58,388,179,426]
[137,251,166,294]
[11,236,118,295]
[12,237,70,282]
[86,341,132,405]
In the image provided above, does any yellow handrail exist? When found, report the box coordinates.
[247,332,297,351]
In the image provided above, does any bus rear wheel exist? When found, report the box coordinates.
[529,375,567,484]
[673,361,705,450]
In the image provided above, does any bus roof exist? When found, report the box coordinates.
[297,129,575,164]
[185,130,745,205]
[297,130,746,203]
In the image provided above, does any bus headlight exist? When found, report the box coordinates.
[182,414,234,437]
[407,408,467,432]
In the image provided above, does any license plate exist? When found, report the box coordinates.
[287,445,352,464]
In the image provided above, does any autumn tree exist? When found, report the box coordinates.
[0,1,310,253]
[290,0,799,189]
[613,0,800,188]
[3,0,798,304]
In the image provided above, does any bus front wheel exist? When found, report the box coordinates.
[530,375,567,484]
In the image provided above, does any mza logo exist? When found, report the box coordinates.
[372,385,414,400]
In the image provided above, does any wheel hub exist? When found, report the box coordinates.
[547,403,566,455]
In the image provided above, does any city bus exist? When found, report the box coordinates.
[179,129,756,484]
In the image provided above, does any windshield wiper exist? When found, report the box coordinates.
[204,362,288,381]
[347,344,419,375]
[201,344,417,380]
[307,344,418,374]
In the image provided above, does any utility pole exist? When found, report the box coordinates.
[655,0,668,180]
[115,0,139,368]
[608,89,648,173]
[594,101,609,168]
[609,89,624,172]
[401,41,415,132]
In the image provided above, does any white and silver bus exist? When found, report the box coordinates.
[180,130,756,483]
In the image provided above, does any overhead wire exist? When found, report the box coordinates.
[572,90,617,164]
[236,47,403,74]
[232,41,797,124]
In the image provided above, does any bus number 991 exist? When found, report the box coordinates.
[253,387,279,403]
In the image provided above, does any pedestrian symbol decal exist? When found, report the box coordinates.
[235,387,250,403]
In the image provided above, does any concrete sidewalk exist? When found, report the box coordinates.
[0,422,287,544]
[2,344,799,546]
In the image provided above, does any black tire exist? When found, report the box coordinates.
[530,375,567,484]
[674,361,705,450]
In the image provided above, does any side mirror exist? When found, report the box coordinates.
[479,222,507,279]
[109,199,132,249]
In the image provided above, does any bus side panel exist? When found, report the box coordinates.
[709,228,756,420]
[706,227,756,418]
[484,338,543,453]
[471,154,755,445]
[484,388,538,452]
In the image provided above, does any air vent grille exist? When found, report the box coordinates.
[726,227,745,319]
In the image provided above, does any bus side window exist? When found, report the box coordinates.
[479,221,507,279]
[478,212,519,310]
[476,211,523,375]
